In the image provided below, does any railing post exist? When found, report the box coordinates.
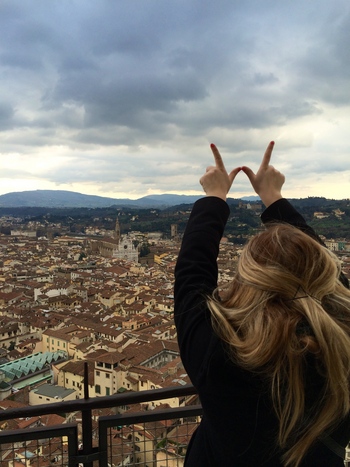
[81,361,94,466]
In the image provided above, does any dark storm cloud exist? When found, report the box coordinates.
[0,0,349,198]
[294,8,350,105]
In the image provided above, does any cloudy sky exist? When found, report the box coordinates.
[0,1,349,200]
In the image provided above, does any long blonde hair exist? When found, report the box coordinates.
[208,223,350,466]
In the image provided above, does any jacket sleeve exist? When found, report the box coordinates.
[261,199,349,289]
[261,198,320,240]
[174,196,230,382]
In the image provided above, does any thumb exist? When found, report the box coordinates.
[241,166,256,184]
[228,166,242,183]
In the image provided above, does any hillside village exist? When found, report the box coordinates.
[0,204,350,464]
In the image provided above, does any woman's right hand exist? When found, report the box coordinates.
[199,144,241,201]
[241,141,285,207]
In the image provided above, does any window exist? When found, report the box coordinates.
[106,373,110,379]
[96,371,100,376]
[66,378,68,384]
[106,387,110,396]
[105,363,112,369]
[97,362,103,367]
[95,384,101,394]
[63,342,66,348]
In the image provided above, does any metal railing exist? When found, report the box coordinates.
[0,363,201,466]
[99,404,202,467]
[2,363,348,466]
[0,423,79,466]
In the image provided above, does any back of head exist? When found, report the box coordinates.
[238,223,339,303]
[208,223,350,467]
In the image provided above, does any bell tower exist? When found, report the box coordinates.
[114,218,120,243]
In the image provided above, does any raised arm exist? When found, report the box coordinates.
[242,142,349,289]
[174,146,240,381]
[175,144,241,318]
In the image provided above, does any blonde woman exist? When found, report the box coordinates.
[174,142,350,466]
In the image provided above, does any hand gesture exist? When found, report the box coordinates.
[241,141,285,207]
[200,144,241,201]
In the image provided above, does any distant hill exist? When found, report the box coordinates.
[240,196,260,201]
[0,190,205,209]
[1,190,344,210]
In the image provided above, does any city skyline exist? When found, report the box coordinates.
[0,1,349,200]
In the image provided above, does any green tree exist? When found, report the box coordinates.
[140,243,151,257]
[8,341,16,351]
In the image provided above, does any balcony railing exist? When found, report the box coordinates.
[0,364,202,466]
[1,363,349,466]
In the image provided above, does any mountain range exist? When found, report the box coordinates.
[0,190,261,209]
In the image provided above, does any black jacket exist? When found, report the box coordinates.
[174,197,350,466]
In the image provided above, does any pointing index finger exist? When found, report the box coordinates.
[210,143,226,169]
[260,141,275,169]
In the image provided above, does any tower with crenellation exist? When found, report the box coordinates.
[114,218,120,243]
